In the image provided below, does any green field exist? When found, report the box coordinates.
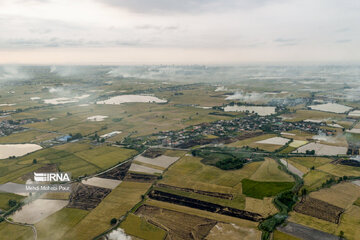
[0,193,25,211]
[120,213,167,240]
[0,143,137,183]
[160,155,263,193]
[241,179,295,199]
[0,222,34,240]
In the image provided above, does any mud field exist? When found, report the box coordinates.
[123,172,158,183]
[135,204,217,240]
[67,183,111,210]
[148,190,263,222]
[294,197,344,223]
[11,199,68,224]
[98,161,131,180]
[81,177,121,189]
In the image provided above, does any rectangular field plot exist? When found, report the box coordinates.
[255,137,290,145]
[11,199,69,224]
[309,182,360,209]
[81,177,122,189]
[294,197,344,224]
[293,142,347,156]
[134,155,179,168]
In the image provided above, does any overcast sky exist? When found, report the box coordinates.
[0,0,359,64]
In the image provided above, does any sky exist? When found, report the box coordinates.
[0,0,359,64]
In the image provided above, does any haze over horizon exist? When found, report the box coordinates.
[0,0,359,64]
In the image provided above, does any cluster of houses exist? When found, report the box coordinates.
[0,118,42,136]
[152,114,333,148]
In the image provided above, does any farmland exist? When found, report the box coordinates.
[241,179,294,199]
[120,213,167,240]
[0,66,360,240]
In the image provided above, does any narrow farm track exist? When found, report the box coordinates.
[5,218,37,240]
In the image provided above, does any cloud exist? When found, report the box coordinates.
[336,39,351,43]
[335,28,350,33]
[0,65,30,81]
[99,0,275,14]
[225,91,269,102]
[107,229,131,240]
[274,38,300,46]
[135,24,179,31]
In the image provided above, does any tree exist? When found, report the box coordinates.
[339,230,345,239]
[8,199,17,207]
[110,218,117,225]
[32,159,37,164]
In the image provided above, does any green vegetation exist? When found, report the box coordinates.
[0,193,25,211]
[192,147,264,170]
[241,179,295,199]
[215,157,245,170]
[120,213,167,240]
